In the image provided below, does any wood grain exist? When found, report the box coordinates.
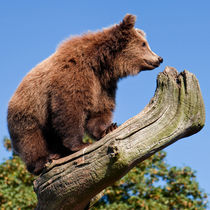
[34,67,205,210]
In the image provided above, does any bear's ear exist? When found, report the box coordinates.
[120,14,136,30]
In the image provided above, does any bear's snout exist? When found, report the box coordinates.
[158,57,163,63]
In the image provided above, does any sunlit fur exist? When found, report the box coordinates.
[7,14,163,175]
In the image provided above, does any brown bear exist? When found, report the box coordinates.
[7,14,163,175]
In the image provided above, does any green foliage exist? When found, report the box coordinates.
[0,138,37,209]
[93,151,208,210]
[0,137,208,209]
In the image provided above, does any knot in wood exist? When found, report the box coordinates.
[107,144,119,160]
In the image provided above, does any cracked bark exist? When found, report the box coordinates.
[33,66,205,210]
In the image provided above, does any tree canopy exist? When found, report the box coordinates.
[93,151,208,209]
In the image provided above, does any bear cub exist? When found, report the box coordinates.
[7,14,163,175]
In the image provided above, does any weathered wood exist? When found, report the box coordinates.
[33,66,205,210]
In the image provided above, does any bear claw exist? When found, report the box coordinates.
[101,123,118,138]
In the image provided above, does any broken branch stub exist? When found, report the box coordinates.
[33,66,205,210]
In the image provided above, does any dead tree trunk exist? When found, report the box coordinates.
[33,67,205,210]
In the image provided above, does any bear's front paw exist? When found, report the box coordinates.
[101,123,118,138]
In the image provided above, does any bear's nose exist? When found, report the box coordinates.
[158,57,163,63]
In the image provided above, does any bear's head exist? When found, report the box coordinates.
[113,14,163,77]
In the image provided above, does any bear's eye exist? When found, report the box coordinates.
[142,42,146,47]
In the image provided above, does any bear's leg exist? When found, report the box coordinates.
[62,129,89,152]
[52,108,89,152]
[18,129,51,175]
[85,111,117,140]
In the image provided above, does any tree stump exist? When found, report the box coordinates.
[33,66,205,210]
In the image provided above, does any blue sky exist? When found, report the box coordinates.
[1,0,210,205]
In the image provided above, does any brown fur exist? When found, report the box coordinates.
[7,14,163,175]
